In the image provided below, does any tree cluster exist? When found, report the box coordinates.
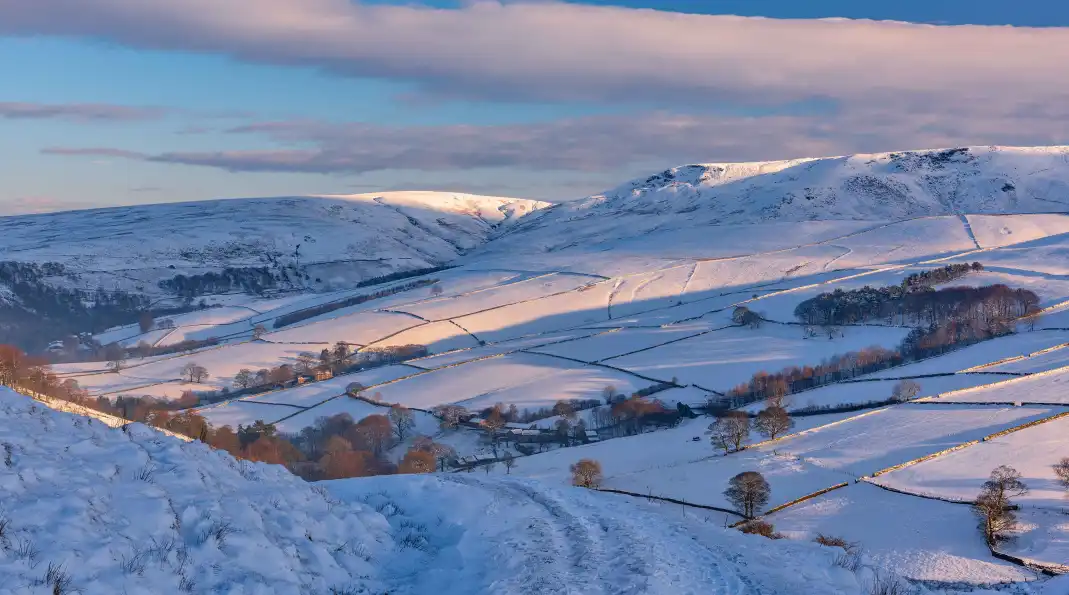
[158,267,278,298]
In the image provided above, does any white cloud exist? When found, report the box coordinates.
[2,0,1068,114]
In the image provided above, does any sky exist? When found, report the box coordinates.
[2,0,1069,214]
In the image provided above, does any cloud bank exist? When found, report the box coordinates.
[9,1,1069,178]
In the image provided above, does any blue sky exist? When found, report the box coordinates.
[2,0,1068,213]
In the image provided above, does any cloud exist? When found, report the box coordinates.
[2,0,1069,117]
[41,147,148,159]
[40,106,1069,176]
[0,101,169,121]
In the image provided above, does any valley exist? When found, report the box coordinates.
[4,146,1069,593]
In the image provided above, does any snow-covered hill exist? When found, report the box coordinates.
[476,146,1069,260]
[0,191,548,297]
[0,387,872,594]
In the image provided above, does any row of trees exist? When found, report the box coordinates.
[707,406,794,452]
[721,346,903,407]
[271,278,438,328]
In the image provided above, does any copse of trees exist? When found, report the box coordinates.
[158,267,278,298]
[795,273,1035,332]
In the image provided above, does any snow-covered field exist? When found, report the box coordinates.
[932,369,1069,404]
[765,403,1064,477]
[877,414,1069,509]
[14,146,1069,591]
[607,323,911,392]
[1,386,912,595]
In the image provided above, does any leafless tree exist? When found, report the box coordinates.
[709,411,750,452]
[570,459,603,488]
[502,451,517,474]
[430,284,444,297]
[754,406,793,440]
[891,379,922,402]
[233,369,253,389]
[724,471,770,518]
[974,465,1028,545]
[389,405,415,441]
[182,362,209,383]
[1053,457,1069,491]
[252,324,267,340]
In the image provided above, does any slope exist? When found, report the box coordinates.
[0,387,874,595]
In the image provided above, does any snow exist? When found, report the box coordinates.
[198,399,299,429]
[867,331,1069,378]
[0,387,885,595]
[607,323,911,392]
[743,374,1017,413]
[405,329,607,369]
[371,352,647,412]
[967,214,1069,250]
[453,280,615,343]
[983,344,1069,374]
[933,369,1069,404]
[363,320,480,354]
[239,365,419,408]
[771,482,1036,583]
[766,403,1063,477]
[399,272,596,321]
[530,322,718,363]
[877,414,1069,509]
[263,310,421,346]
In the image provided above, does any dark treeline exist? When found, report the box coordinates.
[158,267,279,298]
[725,277,1038,406]
[794,265,1037,329]
[0,261,154,351]
[355,265,454,288]
[272,279,439,329]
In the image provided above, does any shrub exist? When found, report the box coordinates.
[737,520,783,539]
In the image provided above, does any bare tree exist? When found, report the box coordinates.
[974,465,1028,545]
[233,369,253,389]
[295,352,318,376]
[709,411,750,452]
[433,404,467,429]
[891,380,922,402]
[252,324,267,340]
[389,405,415,441]
[754,406,793,440]
[1053,457,1069,491]
[724,471,771,518]
[430,284,444,297]
[502,451,517,474]
[570,459,603,488]
[107,355,127,373]
[182,362,209,383]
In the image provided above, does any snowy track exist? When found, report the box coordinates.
[330,474,862,595]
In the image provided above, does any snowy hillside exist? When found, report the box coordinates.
[0,386,876,595]
[0,191,547,297]
[475,146,1069,262]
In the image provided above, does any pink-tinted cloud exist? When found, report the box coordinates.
[0,101,169,121]
[1,1,1068,115]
